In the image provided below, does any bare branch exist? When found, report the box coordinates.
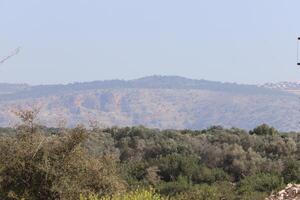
[0,47,21,65]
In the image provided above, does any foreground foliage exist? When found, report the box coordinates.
[0,111,125,200]
[0,112,299,200]
[80,188,166,200]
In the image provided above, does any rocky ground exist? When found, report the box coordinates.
[266,184,300,200]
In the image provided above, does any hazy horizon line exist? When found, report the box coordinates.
[0,75,298,86]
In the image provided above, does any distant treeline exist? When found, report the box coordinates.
[0,112,299,200]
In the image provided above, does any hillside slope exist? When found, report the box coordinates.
[0,76,299,131]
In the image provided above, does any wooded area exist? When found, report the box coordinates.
[0,111,299,199]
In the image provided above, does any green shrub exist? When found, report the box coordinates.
[283,159,300,183]
[0,111,125,200]
[158,176,191,196]
[238,173,283,194]
[80,188,166,200]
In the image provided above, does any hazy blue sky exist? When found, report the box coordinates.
[1,0,300,85]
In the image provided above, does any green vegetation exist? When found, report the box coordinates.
[80,188,166,200]
[0,112,299,199]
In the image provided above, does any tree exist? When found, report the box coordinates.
[250,124,278,136]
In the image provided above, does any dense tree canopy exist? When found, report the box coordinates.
[0,118,299,199]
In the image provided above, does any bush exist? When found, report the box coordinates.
[0,111,125,200]
[158,176,191,196]
[238,173,283,194]
[174,184,221,200]
[282,159,300,183]
[80,188,166,200]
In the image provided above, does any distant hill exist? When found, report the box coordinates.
[0,76,299,131]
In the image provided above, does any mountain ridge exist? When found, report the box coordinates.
[0,76,292,101]
[0,76,299,131]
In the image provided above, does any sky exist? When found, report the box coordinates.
[1,0,300,85]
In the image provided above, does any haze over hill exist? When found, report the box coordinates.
[0,76,299,131]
